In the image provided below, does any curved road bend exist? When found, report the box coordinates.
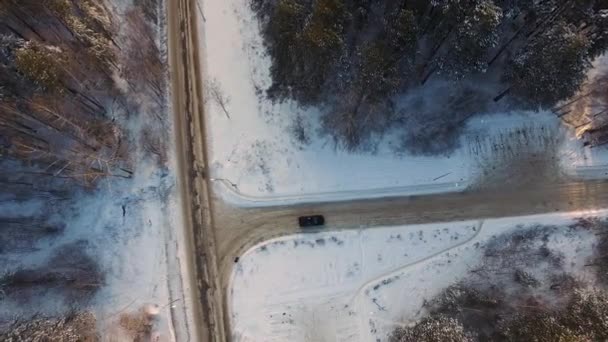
[212,178,608,339]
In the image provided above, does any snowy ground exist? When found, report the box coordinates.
[0,147,193,341]
[199,0,608,206]
[0,1,196,339]
[228,210,607,342]
[0,131,194,337]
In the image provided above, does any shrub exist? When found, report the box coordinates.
[0,311,98,342]
[14,42,64,92]
[390,315,474,342]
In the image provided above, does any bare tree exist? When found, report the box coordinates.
[204,78,231,119]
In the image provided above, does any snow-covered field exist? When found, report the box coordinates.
[228,210,607,342]
[199,0,608,206]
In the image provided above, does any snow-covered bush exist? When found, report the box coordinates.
[389,315,474,342]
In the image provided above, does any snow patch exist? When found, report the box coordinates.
[228,210,608,341]
[200,0,608,206]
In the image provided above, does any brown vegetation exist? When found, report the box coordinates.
[469,125,564,189]
[391,220,608,341]
[0,0,125,185]
[551,57,608,147]
[118,306,159,342]
[390,315,473,342]
[121,6,167,111]
[0,311,98,342]
[394,280,608,342]
[0,0,168,185]
[0,0,168,339]
[571,217,608,285]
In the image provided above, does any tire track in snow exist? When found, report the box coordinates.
[350,220,484,307]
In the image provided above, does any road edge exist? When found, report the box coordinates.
[168,0,226,341]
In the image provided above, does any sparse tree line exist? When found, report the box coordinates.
[0,0,167,186]
[390,218,608,342]
[558,59,608,147]
[253,0,608,151]
[390,288,608,342]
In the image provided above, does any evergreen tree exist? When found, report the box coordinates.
[265,0,306,100]
[265,0,350,104]
[0,34,29,99]
[297,0,349,103]
[504,21,591,107]
[437,0,503,79]
[254,0,608,151]
[14,41,64,92]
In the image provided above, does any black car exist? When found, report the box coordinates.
[298,215,325,228]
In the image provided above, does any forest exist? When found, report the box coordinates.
[252,0,608,153]
[0,0,166,187]
[0,0,168,339]
[390,218,608,342]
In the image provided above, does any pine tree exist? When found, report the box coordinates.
[14,41,64,92]
[356,9,418,102]
[437,0,503,79]
[297,0,348,102]
[265,0,306,101]
[504,21,591,107]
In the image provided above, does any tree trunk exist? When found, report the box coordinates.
[419,28,451,82]
[2,22,26,39]
[488,27,525,66]
[526,1,571,39]
[554,91,593,111]
[494,87,511,102]
[420,65,437,85]
[65,87,106,116]
[10,10,45,41]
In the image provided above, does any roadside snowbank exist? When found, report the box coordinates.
[200,0,608,206]
[228,210,608,341]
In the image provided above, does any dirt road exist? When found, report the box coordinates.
[214,178,608,277]
[168,0,225,341]
[168,1,608,341]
